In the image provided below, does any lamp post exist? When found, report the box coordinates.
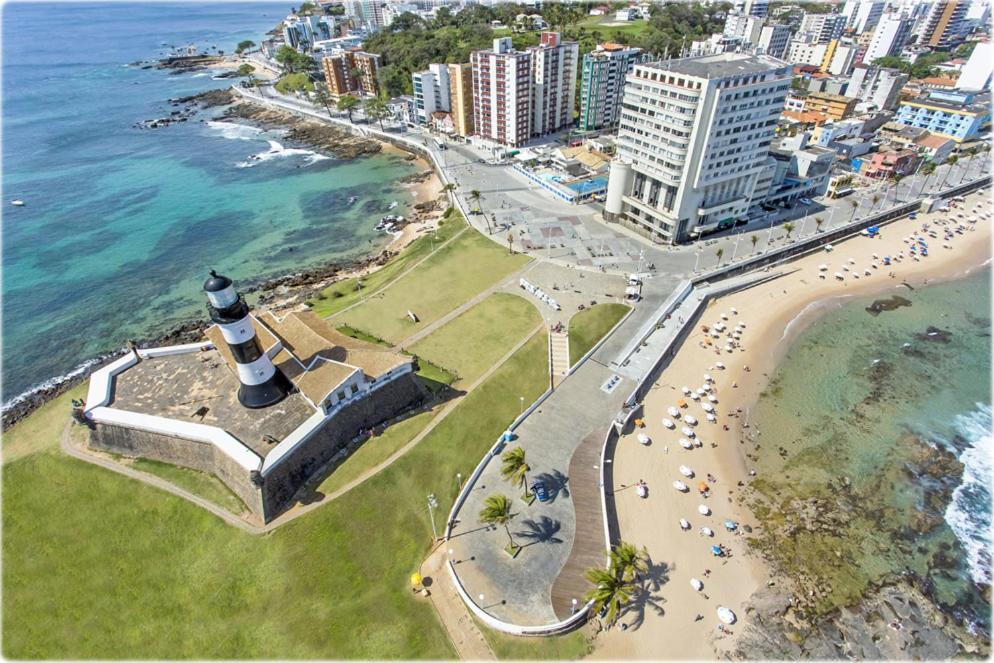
[731,231,742,261]
[693,248,702,273]
[764,215,775,254]
[519,396,525,416]
[571,598,579,615]
[427,493,439,541]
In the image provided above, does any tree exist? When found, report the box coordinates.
[783,221,795,239]
[871,193,881,211]
[940,155,958,188]
[275,45,315,73]
[234,40,256,55]
[469,189,482,212]
[849,198,859,221]
[715,247,724,266]
[919,161,937,196]
[337,94,361,123]
[500,446,531,499]
[960,147,978,184]
[312,83,334,116]
[237,63,255,77]
[750,234,759,253]
[815,216,825,232]
[584,567,635,627]
[364,96,392,131]
[478,494,518,553]
[610,542,649,582]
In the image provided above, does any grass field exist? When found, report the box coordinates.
[308,212,465,318]
[2,331,551,658]
[336,223,531,345]
[476,617,593,660]
[568,303,630,366]
[130,458,247,514]
[1,384,87,464]
[408,293,541,385]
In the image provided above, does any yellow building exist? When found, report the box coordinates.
[447,63,474,138]
[804,90,857,122]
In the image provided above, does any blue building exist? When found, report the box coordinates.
[895,90,992,143]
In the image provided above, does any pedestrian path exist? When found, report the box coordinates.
[423,545,497,661]
[550,330,570,386]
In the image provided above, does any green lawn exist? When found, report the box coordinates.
[568,303,630,366]
[1,383,86,465]
[308,213,465,318]
[408,293,541,386]
[476,618,593,660]
[2,330,550,658]
[130,457,248,515]
[337,225,530,345]
[576,16,652,38]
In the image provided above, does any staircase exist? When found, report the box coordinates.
[550,329,570,387]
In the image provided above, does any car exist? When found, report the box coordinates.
[799,197,813,205]
[478,158,487,164]
[531,479,550,502]
[761,203,777,211]
[735,217,749,226]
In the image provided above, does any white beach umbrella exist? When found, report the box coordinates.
[704,374,713,383]
[638,433,651,445]
[673,480,688,492]
[835,273,845,280]
[706,413,717,423]
[717,607,736,625]
[694,437,704,447]
[662,418,675,429]
[682,386,692,395]
[721,313,728,321]
[685,415,698,425]
[690,578,704,591]
[698,504,711,515]
[716,362,726,369]
[707,394,718,403]
[691,392,701,401]
[818,264,828,271]
[679,438,694,450]
[680,518,691,530]
[668,406,680,418]
[731,307,738,314]
[700,527,714,537]
[679,465,694,478]
[682,426,695,437]
[702,402,714,412]
[696,387,707,396]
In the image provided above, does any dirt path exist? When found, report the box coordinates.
[422,544,497,660]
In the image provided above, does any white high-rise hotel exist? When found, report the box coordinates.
[605,53,791,244]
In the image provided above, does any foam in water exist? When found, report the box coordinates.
[944,403,993,586]
[205,120,264,141]
[235,139,330,168]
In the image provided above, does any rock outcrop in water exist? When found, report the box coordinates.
[865,295,912,316]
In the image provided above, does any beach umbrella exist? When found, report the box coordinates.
[673,480,688,492]
[706,413,717,423]
[685,415,698,425]
[696,387,707,396]
[700,526,714,537]
[721,313,728,321]
[864,269,871,276]
[825,244,834,252]
[680,518,691,530]
[702,402,714,412]
[848,258,856,265]
[835,272,845,280]
[702,383,712,392]
[638,433,651,445]
[724,520,738,531]
[694,437,704,447]
[716,362,726,369]
[668,406,680,418]
[679,438,693,450]
[818,264,828,271]
[738,322,747,329]
[698,481,708,493]
[698,504,711,515]
[710,544,722,555]
[717,607,736,625]
[842,265,849,271]
[679,465,694,478]
[682,426,695,437]
[682,386,692,395]
[704,374,713,383]
[662,418,675,429]
[690,392,701,401]
[690,578,704,591]
[731,307,738,314]
[678,399,688,408]
[708,394,718,403]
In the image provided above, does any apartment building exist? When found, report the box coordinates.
[804,90,858,120]
[917,0,969,48]
[956,41,994,92]
[448,63,474,137]
[788,38,858,75]
[579,43,646,131]
[896,89,993,142]
[846,0,886,33]
[724,13,765,44]
[862,13,913,63]
[529,32,579,137]
[799,12,846,42]
[736,0,770,18]
[322,51,381,98]
[758,23,792,58]
[412,63,450,125]
[848,64,909,110]
[471,37,533,147]
[605,53,791,243]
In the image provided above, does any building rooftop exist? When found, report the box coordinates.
[916,133,953,149]
[901,94,990,114]
[808,90,855,103]
[647,52,788,79]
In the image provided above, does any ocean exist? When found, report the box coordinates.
[748,268,992,638]
[2,2,421,407]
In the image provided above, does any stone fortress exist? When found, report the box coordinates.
[82,271,424,523]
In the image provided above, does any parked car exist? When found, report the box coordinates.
[531,479,550,502]
[799,197,813,205]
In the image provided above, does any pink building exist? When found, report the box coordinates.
[862,148,919,179]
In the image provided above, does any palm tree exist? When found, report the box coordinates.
[584,566,635,627]
[815,216,825,233]
[940,155,958,189]
[750,234,759,253]
[610,542,649,582]
[312,83,334,116]
[783,221,795,240]
[849,198,859,222]
[507,231,514,255]
[715,247,724,266]
[469,189,482,212]
[871,194,881,212]
[364,96,391,131]
[960,147,978,184]
[919,161,937,196]
[478,494,518,553]
[337,94,360,123]
[500,446,531,500]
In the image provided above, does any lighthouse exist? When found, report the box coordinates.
[204,270,292,409]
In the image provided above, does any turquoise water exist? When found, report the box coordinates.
[566,176,608,194]
[2,3,421,405]
[749,269,992,637]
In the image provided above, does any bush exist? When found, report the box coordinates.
[274,72,314,94]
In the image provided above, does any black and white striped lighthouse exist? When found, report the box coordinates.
[204,270,292,409]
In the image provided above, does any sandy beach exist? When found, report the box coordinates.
[592,188,992,660]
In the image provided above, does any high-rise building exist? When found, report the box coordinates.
[799,12,847,42]
[956,41,994,91]
[735,0,769,18]
[605,53,791,244]
[863,13,912,63]
[471,37,533,147]
[758,23,791,58]
[529,32,579,137]
[848,64,909,110]
[579,43,646,132]
[448,63,474,137]
[724,13,765,44]
[345,0,385,30]
[352,52,381,96]
[322,51,380,98]
[917,0,969,48]
[844,0,886,33]
[412,63,450,125]
[788,38,856,73]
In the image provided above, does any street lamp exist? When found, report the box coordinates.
[427,493,439,541]
[571,598,578,615]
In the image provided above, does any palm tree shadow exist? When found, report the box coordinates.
[513,516,564,547]
[533,470,570,502]
[621,558,671,631]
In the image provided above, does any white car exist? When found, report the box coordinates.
[799,197,813,205]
